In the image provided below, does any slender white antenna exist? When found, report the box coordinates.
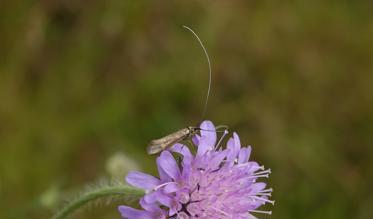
[183,25,211,120]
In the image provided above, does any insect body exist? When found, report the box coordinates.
[147,126,199,154]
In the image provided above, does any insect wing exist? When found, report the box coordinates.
[147,128,190,154]
[147,139,169,155]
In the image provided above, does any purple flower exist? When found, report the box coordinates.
[119,120,274,219]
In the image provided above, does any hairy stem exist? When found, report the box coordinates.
[52,184,144,219]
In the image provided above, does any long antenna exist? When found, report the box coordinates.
[182,25,211,120]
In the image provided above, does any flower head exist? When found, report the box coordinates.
[119,121,274,219]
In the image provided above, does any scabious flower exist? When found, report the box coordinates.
[118,121,274,219]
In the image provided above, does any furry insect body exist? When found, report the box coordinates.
[147,127,199,154]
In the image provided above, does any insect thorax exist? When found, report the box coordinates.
[187,126,199,137]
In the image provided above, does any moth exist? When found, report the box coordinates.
[147,26,226,155]
[147,126,199,154]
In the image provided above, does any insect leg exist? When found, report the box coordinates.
[215,125,229,132]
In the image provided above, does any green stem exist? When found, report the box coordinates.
[52,185,144,219]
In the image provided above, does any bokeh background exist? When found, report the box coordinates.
[1,0,373,218]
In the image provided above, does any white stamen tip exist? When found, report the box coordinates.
[249,209,272,215]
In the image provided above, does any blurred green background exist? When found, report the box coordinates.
[1,0,373,218]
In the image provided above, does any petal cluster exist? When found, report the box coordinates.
[119,121,273,219]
